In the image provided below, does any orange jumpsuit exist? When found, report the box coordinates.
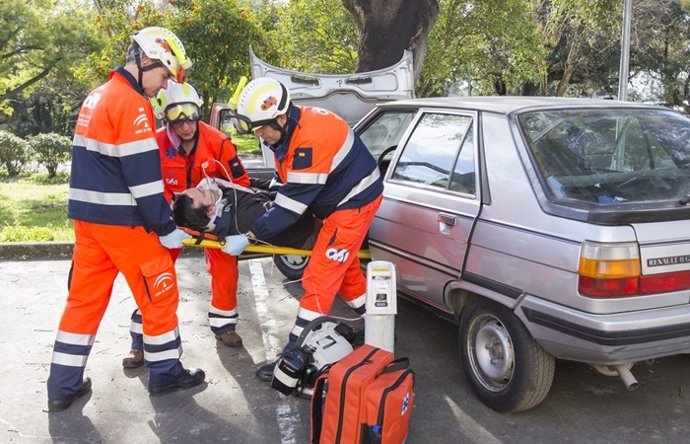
[128,121,250,349]
[47,68,189,400]
[249,105,383,350]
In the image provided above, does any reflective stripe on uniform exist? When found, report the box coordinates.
[51,351,89,367]
[56,331,95,346]
[208,306,238,317]
[337,168,381,207]
[144,345,182,362]
[143,328,179,346]
[286,171,329,184]
[290,306,323,337]
[73,134,159,158]
[275,193,309,215]
[330,128,355,172]
[297,306,323,321]
[69,188,136,206]
[129,180,165,199]
[131,322,143,334]
[209,316,237,328]
[345,293,366,310]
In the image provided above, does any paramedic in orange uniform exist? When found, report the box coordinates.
[225,78,383,381]
[46,27,205,412]
[121,81,250,368]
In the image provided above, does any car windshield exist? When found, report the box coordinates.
[518,108,690,206]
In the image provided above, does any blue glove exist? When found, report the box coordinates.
[222,234,249,256]
[159,228,191,249]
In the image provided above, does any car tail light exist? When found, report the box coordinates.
[579,241,690,297]
[578,241,640,297]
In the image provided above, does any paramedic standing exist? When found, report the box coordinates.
[121,80,250,369]
[226,78,383,380]
[46,27,205,412]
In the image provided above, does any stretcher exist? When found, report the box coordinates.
[181,237,372,260]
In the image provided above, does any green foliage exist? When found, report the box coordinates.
[167,0,263,120]
[0,131,28,176]
[0,0,103,120]
[82,0,166,82]
[256,0,358,73]
[418,0,547,96]
[0,225,72,242]
[28,133,72,178]
[230,133,261,155]
[629,1,690,106]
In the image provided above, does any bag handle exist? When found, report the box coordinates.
[380,357,410,375]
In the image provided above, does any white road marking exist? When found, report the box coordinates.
[443,394,502,443]
[248,259,302,444]
[249,260,283,360]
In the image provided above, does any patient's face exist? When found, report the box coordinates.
[182,187,216,209]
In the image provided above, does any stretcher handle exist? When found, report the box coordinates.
[182,238,371,260]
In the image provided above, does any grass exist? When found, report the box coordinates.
[0,172,73,242]
[221,126,262,155]
[0,131,263,243]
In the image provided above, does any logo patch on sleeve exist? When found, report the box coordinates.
[228,155,245,178]
[292,147,313,170]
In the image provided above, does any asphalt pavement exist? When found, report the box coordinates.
[1,254,689,443]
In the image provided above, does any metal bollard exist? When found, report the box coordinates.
[364,261,397,353]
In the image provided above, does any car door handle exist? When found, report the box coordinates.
[438,212,457,226]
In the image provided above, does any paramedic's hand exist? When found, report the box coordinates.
[159,228,191,250]
[222,234,249,256]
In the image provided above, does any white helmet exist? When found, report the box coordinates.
[156,81,203,122]
[155,81,203,122]
[233,78,290,134]
[131,27,192,83]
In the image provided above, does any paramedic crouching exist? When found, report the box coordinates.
[224,78,383,381]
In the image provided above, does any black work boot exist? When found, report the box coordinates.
[47,377,92,412]
[215,330,243,347]
[255,361,278,382]
[149,368,205,396]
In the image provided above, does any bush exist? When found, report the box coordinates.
[0,130,28,176]
[28,133,72,178]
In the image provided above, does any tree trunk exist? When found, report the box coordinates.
[555,25,585,96]
[342,0,439,83]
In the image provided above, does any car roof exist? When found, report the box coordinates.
[378,96,661,114]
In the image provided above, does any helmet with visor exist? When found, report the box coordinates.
[232,78,290,135]
[156,81,203,125]
[131,27,192,84]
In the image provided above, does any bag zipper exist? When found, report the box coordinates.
[334,347,379,442]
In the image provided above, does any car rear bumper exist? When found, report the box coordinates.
[517,296,690,364]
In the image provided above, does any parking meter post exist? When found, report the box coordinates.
[364,261,397,353]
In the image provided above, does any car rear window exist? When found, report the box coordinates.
[518,108,690,208]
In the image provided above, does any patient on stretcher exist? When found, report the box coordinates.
[172,177,319,249]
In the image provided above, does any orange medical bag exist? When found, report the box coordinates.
[310,344,415,443]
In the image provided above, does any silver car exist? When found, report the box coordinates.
[356,97,690,412]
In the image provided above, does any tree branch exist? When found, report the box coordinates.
[0,63,57,102]
[1,45,44,61]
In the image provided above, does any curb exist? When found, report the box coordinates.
[0,241,203,261]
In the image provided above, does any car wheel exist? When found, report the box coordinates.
[273,255,309,281]
[459,299,555,413]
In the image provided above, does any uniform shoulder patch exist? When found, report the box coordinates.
[292,147,313,170]
[227,155,246,178]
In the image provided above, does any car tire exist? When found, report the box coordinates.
[273,255,309,281]
[459,299,555,413]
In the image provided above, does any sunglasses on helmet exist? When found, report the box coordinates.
[165,103,201,123]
